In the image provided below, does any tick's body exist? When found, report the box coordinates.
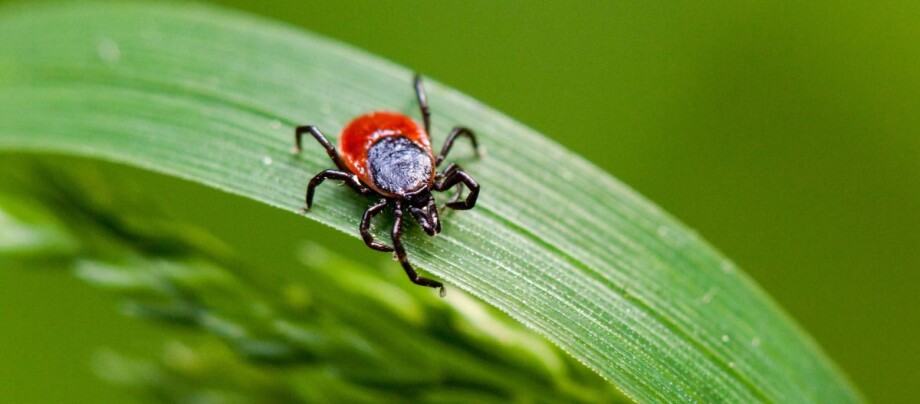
[292,75,480,296]
[340,112,434,197]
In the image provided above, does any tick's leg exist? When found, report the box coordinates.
[360,198,394,252]
[436,162,460,179]
[445,186,464,207]
[414,74,431,136]
[434,164,464,210]
[304,169,370,210]
[436,126,480,166]
[293,125,349,172]
[392,201,446,296]
[434,165,479,210]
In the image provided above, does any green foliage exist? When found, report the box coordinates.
[1,171,619,402]
[0,3,861,402]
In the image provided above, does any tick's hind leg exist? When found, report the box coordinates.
[436,127,480,166]
[293,125,350,172]
[434,164,479,210]
[392,201,446,297]
[304,169,370,211]
[414,74,431,135]
[360,198,394,252]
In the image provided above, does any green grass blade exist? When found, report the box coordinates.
[0,3,861,402]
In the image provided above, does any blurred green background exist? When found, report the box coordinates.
[1,1,918,402]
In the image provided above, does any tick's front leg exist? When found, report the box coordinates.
[391,201,446,297]
[434,164,479,211]
[360,198,394,252]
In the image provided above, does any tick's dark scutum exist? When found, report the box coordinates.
[367,136,434,196]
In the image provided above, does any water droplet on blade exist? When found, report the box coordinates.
[97,39,120,63]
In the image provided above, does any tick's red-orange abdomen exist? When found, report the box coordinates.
[339,111,434,194]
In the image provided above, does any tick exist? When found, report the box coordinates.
[292,75,480,296]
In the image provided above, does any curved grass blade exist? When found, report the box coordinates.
[0,3,861,402]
